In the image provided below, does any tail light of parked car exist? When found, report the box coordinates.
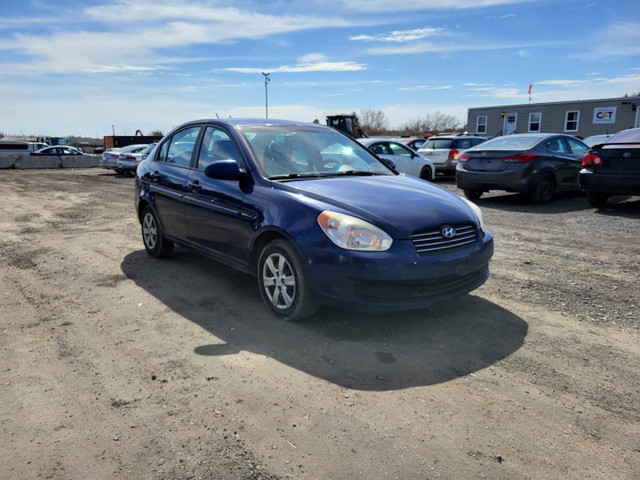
[123,155,137,161]
[458,154,471,162]
[501,153,538,163]
[582,153,603,166]
[448,148,459,159]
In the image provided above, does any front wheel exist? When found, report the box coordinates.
[419,166,433,181]
[257,239,318,321]
[141,206,174,258]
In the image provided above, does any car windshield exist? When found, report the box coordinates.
[421,138,453,149]
[472,136,542,151]
[238,125,393,179]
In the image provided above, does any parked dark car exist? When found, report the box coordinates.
[456,133,589,203]
[135,119,493,320]
[580,127,640,208]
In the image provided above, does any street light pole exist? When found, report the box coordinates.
[262,72,270,119]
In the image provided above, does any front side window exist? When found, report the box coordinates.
[197,127,242,170]
[565,111,580,132]
[528,113,542,132]
[476,116,487,135]
[388,142,413,157]
[157,127,201,167]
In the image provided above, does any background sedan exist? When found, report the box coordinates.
[358,138,434,180]
[100,144,149,174]
[580,127,640,208]
[456,133,589,203]
[31,146,85,156]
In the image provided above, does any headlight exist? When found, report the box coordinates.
[459,196,485,231]
[317,211,393,251]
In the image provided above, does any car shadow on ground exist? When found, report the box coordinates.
[122,249,527,391]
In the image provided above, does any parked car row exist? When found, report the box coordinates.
[455,128,640,207]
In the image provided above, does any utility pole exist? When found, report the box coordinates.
[262,72,271,119]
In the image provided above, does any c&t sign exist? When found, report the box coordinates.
[593,107,617,124]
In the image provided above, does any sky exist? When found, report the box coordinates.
[0,0,639,138]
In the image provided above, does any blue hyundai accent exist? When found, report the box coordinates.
[135,119,493,320]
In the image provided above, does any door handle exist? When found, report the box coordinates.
[148,171,160,181]
[187,181,201,192]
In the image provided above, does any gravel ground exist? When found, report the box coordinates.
[1,169,639,480]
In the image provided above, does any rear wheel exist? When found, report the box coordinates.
[141,206,174,258]
[586,192,609,209]
[531,173,556,203]
[463,188,483,200]
[257,239,318,321]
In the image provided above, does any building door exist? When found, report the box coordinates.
[504,113,518,135]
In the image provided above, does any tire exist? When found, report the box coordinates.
[586,192,609,209]
[257,239,318,321]
[463,188,483,200]
[419,166,433,181]
[141,206,174,258]
[531,173,556,203]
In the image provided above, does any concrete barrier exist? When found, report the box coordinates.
[14,155,61,169]
[0,156,18,169]
[61,155,101,168]
[1,154,102,169]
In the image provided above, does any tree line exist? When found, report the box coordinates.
[356,109,465,136]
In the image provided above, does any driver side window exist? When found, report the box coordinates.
[197,127,242,170]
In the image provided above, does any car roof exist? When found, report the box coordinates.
[179,118,317,129]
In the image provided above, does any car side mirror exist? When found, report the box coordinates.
[204,160,246,181]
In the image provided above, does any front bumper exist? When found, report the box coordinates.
[303,232,494,312]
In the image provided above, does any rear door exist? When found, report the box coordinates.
[148,126,202,239]
[547,137,584,190]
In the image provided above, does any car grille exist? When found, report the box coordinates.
[411,224,478,256]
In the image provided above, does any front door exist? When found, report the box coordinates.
[504,113,518,135]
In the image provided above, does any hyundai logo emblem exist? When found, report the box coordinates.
[623,152,631,158]
[441,225,456,239]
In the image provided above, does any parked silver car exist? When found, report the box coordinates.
[358,138,435,180]
[418,134,487,175]
[100,144,149,174]
[116,143,158,173]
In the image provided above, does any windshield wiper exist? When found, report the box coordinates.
[332,170,382,176]
[268,172,323,180]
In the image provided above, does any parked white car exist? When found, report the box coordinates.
[100,144,149,174]
[358,138,435,180]
[418,134,487,175]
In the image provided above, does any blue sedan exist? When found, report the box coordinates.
[135,119,493,320]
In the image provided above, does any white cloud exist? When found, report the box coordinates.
[350,27,443,43]
[226,59,367,74]
[399,85,453,91]
[333,0,533,12]
[584,21,640,58]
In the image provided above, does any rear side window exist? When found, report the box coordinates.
[157,127,201,167]
[566,138,589,156]
[423,138,453,149]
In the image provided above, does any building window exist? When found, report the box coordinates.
[476,116,487,134]
[528,112,542,132]
[565,111,580,132]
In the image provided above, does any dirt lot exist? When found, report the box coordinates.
[1,169,639,480]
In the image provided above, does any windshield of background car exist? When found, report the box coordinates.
[607,129,640,144]
[472,136,542,151]
[421,138,453,149]
[237,125,393,179]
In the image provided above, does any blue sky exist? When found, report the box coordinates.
[1,0,639,137]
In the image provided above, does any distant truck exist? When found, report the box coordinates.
[326,114,367,138]
[37,136,69,146]
[0,140,48,155]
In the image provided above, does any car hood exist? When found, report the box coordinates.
[275,175,479,239]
